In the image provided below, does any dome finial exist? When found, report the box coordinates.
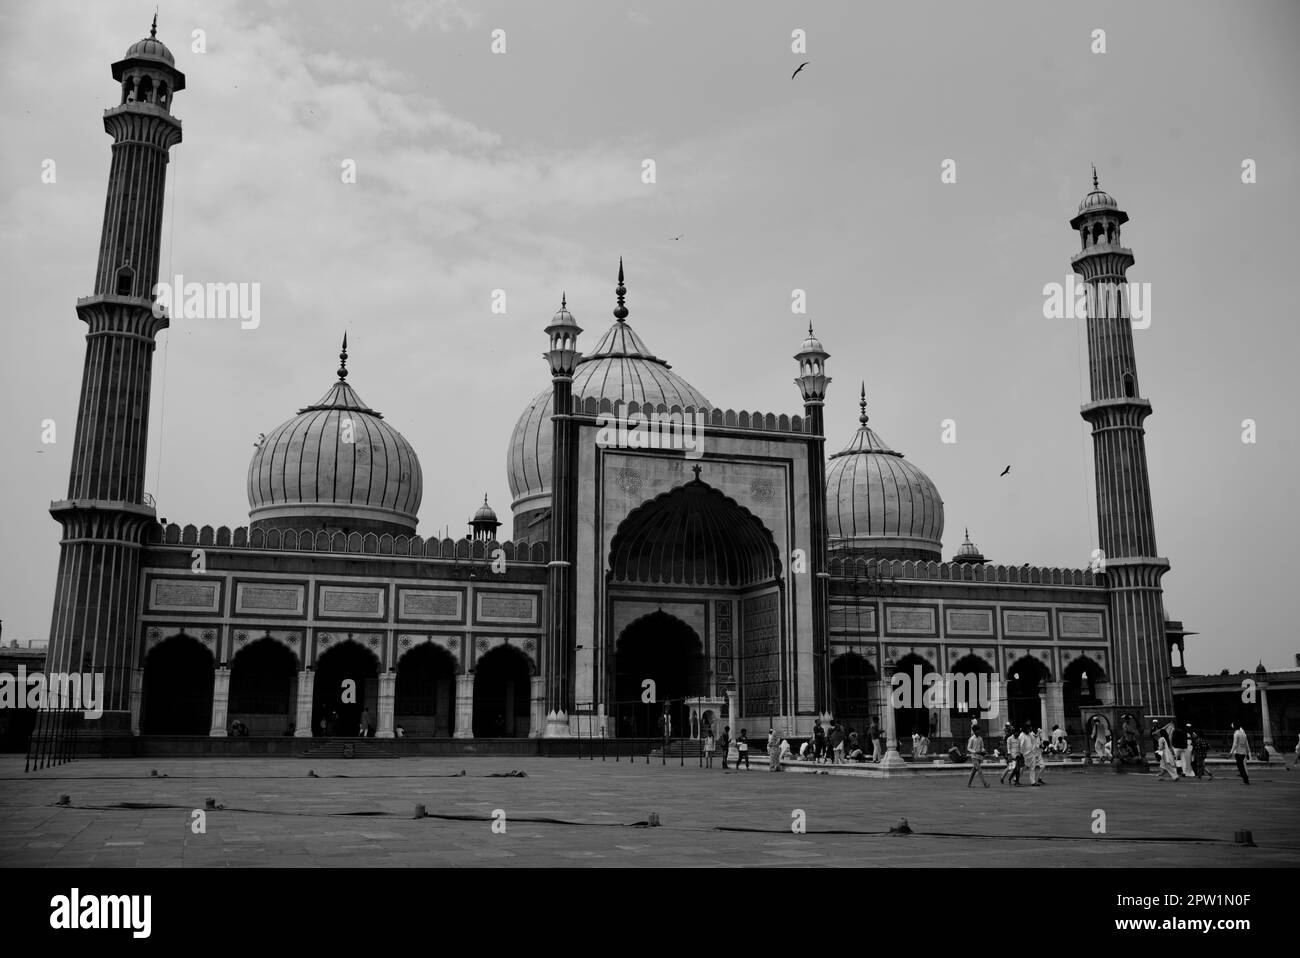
[613,257,629,322]
[858,381,869,424]
[337,333,349,381]
[151,9,158,39]
[561,290,566,310]
[483,492,489,505]
[1092,164,1099,190]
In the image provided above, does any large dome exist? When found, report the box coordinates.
[507,297,712,519]
[825,386,944,560]
[247,341,422,535]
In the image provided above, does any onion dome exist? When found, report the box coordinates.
[507,265,712,519]
[951,528,986,565]
[247,335,422,535]
[125,14,176,66]
[1077,165,1118,213]
[826,383,944,560]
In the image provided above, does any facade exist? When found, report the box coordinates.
[44,26,1186,747]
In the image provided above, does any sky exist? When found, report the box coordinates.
[1,0,1297,674]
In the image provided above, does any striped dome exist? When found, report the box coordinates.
[125,36,175,66]
[508,315,712,517]
[247,357,422,535]
[826,390,944,560]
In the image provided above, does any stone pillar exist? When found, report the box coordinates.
[454,672,475,738]
[376,671,396,738]
[879,661,907,769]
[294,669,314,737]
[209,666,230,737]
[938,705,952,741]
[1259,687,1275,750]
[129,669,143,736]
[1045,681,1065,734]
[530,676,546,737]
[726,689,740,763]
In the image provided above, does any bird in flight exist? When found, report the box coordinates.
[791,61,809,80]
[1000,465,1011,477]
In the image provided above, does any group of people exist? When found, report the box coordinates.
[1151,719,1248,783]
[983,722,1051,786]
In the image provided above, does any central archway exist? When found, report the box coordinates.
[313,640,379,736]
[831,652,877,729]
[606,476,783,733]
[473,646,531,738]
[613,611,706,738]
[1007,655,1051,730]
[395,643,458,736]
[229,638,298,736]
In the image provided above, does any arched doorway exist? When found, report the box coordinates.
[228,638,298,736]
[948,654,995,739]
[313,640,379,736]
[892,653,936,741]
[1006,655,1050,730]
[1063,656,1106,738]
[605,476,782,735]
[613,611,706,738]
[396,643,458,737]
[473,645,531,737]
[831,652,877,732]
[141,635,214,734]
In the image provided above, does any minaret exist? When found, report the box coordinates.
[46,21,185,734]
[543,288,583,735]
[794,323,831,717]
[1070,170,1173,720]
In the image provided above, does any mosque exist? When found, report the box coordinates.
[43,24,1186,751]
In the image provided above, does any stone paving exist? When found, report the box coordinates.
[0,755,1296,867]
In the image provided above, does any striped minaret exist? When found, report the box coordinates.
[1071,170,1173,720]
[46,19,184,734]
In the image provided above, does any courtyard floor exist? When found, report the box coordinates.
[0,755,1296,867]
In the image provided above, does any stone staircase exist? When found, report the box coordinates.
[299,738,400,759]
[649,739,704,760]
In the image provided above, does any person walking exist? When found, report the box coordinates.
[1189,725,1213,780]
[1171,723,1190,777]
[719,725,731,770]
[828,722,844,764]
[735,729,750,770]
[359,708,371,738]
[812,718,826,764]
[967,728,989,788]
[1229,722,1251,785]
[704,729,716,768]
[1153,723,1179,781]
[1001,724,1023,785]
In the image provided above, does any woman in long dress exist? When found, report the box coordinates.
[1091,717,1108,761]
[1153,723,1179,781]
